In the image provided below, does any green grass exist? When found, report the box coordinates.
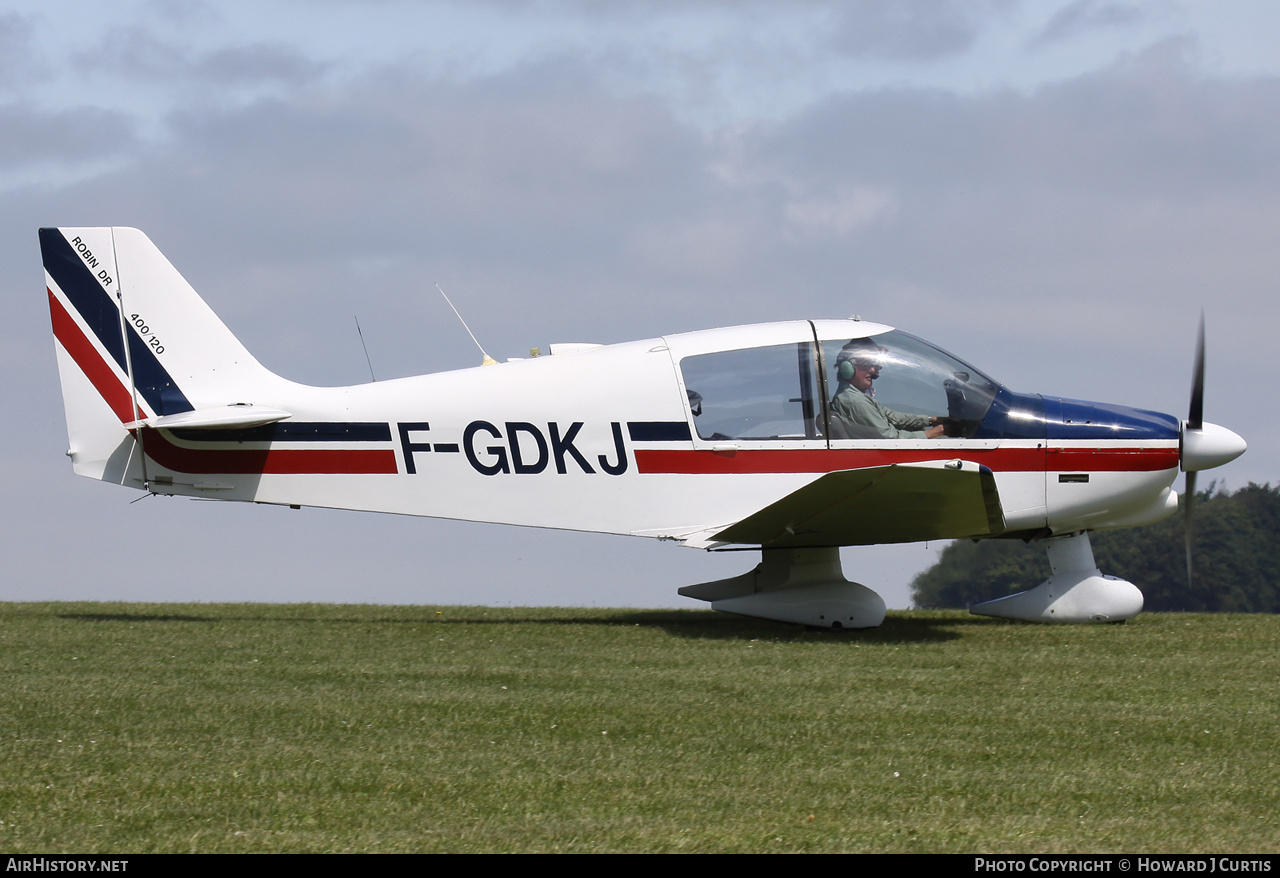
[0,603,1276,852]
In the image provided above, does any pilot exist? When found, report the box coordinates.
[831,339,947,439]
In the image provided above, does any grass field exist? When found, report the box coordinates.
[0,603,1276,853]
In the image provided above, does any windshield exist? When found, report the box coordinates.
[823,330,999,439]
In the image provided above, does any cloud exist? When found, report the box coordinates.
[30,36,1280,379]
[677,38,1280,407]
[826,0,1014,61]
[74,26,328,89]
[0,103,137,172]
[1030,0,1149,48]
[0,12,41,88]
[138,57,712,280]
[782,185,898,238]
[480,0,1010,63]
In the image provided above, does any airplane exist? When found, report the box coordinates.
[41,226,1247,628]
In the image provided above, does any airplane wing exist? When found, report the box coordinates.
[711,460,1004,548]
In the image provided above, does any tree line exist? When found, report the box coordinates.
[911,483,1280,612]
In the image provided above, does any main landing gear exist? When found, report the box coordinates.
[680,531,1144,628]
[678,547,887,629]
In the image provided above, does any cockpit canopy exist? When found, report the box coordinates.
[676,326,1000,442]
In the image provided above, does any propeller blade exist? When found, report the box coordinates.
[1184,469,1197,586]
[1188,312,1205,431]
[1184,313,1205,587]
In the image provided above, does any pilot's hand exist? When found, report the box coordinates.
[925,424,946,439]
[929,416,962,437]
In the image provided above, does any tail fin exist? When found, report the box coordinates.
[42,227,283,483]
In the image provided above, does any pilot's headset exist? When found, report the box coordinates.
[837,359,879,380]
[836,349,884,381]
[836,340,886,383]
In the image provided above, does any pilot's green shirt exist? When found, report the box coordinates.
[831,384,932,439]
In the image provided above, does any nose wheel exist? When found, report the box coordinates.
[969,531,1143,624]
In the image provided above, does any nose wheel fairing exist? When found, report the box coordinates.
[969,531,1143,624]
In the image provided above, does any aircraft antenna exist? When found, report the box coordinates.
[434,281,498,366]
[111,228,152,492]
[354,316,377,382]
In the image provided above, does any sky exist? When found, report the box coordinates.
[4,0,1276,610]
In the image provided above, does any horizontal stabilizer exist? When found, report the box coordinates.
[124,405,292,432]
[712,460,1004,548]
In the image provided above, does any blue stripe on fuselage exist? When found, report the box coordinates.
[627,421,692,442]
[168,422,394,443]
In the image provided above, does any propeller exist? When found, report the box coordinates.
[1179,314,1247,584]
[1183,314,1205,585]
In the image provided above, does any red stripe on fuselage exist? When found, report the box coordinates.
[49,288,140,423]
[633,446,1180,475]
[1044,447,1180,471]
[51,288,397,476]
[135,429,398,475]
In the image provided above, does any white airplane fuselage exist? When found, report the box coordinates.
[43,227,1245,627]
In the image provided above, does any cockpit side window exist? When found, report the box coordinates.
[680,342,822,441]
